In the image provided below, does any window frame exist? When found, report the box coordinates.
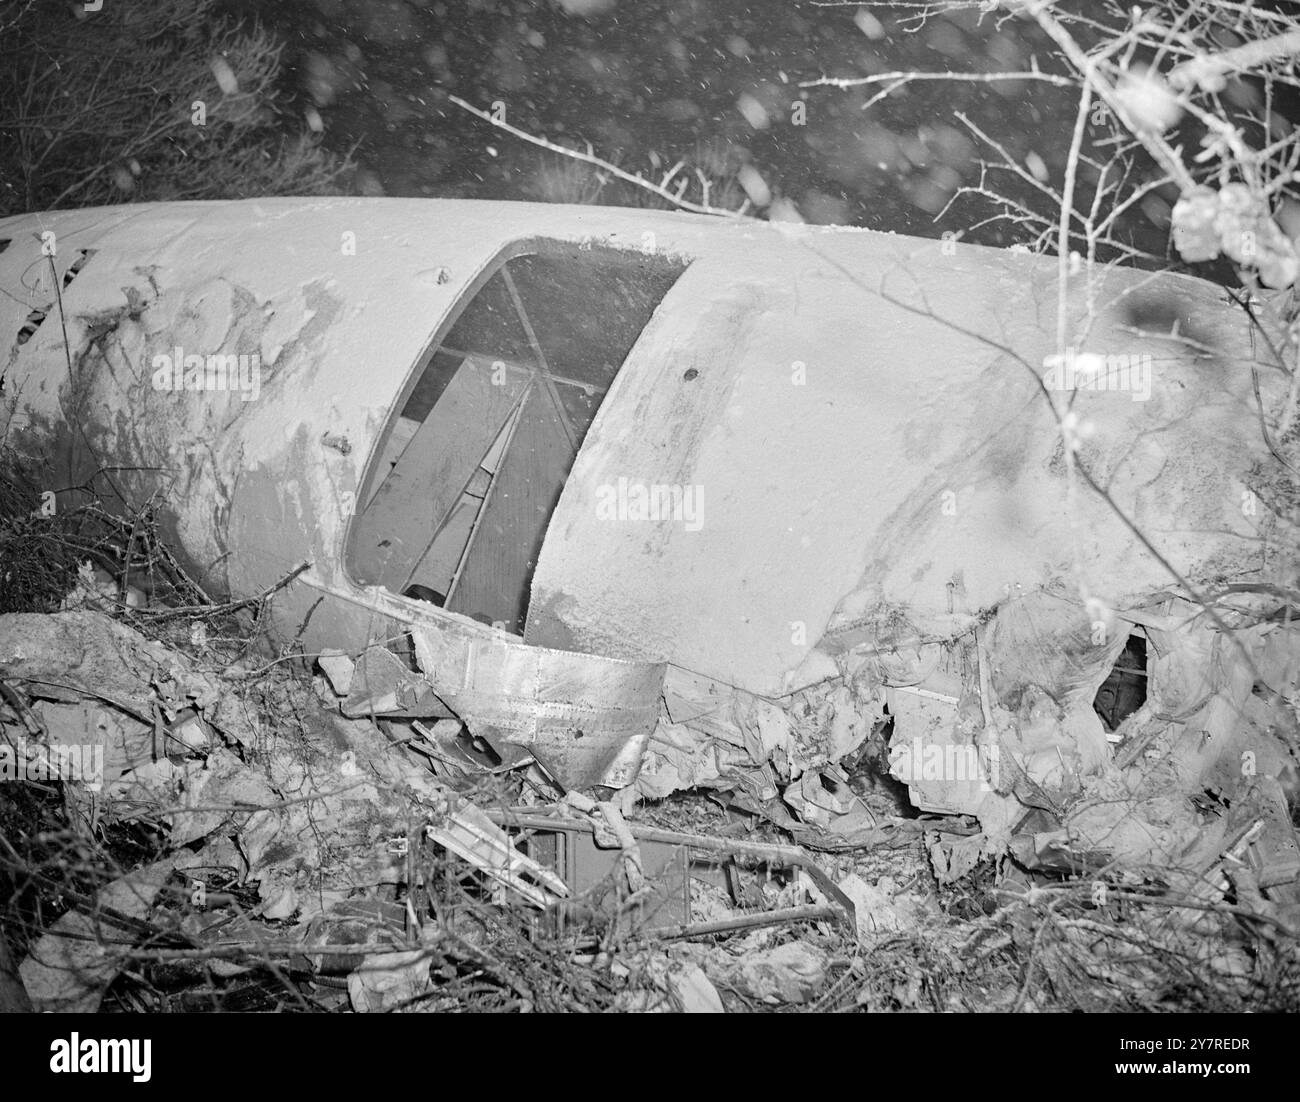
[343,235,690,630]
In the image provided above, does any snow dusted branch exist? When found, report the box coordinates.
[800,67,1076,90]
[1024,2,1197,193]
[1169,28,1300,93]
[800,66,1077,112]
[1055,81,1092,353]
[447,95,751,218]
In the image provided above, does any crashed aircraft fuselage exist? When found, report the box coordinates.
[2,198,1295,868]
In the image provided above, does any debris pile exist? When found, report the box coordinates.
[1,449,1297,1012]
[2,580,1297,1011]
[0,599,909,1012]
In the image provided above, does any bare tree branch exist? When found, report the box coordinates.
[446,95,751,219]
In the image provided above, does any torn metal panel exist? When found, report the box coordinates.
[891,593,1300,882]
[410,717,534,776]
[408,618,664,790]
[885,686,992,816]
[341,644,454,720]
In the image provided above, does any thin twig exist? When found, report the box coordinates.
[446,95,749,218]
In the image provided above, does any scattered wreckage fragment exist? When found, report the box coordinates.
[485,802,859,936]
[1,197,1297,883]
[1,609,882,1012]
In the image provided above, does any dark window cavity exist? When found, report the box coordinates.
[348,241,686,635]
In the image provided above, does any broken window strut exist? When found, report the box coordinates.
[499,265,578,450]
[440,345,601,398]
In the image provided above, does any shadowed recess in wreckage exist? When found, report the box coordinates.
[0,197,1297,889]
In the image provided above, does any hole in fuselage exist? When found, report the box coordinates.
[1093,631,1148,731]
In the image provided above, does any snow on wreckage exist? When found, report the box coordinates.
[1,197,1297,887]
